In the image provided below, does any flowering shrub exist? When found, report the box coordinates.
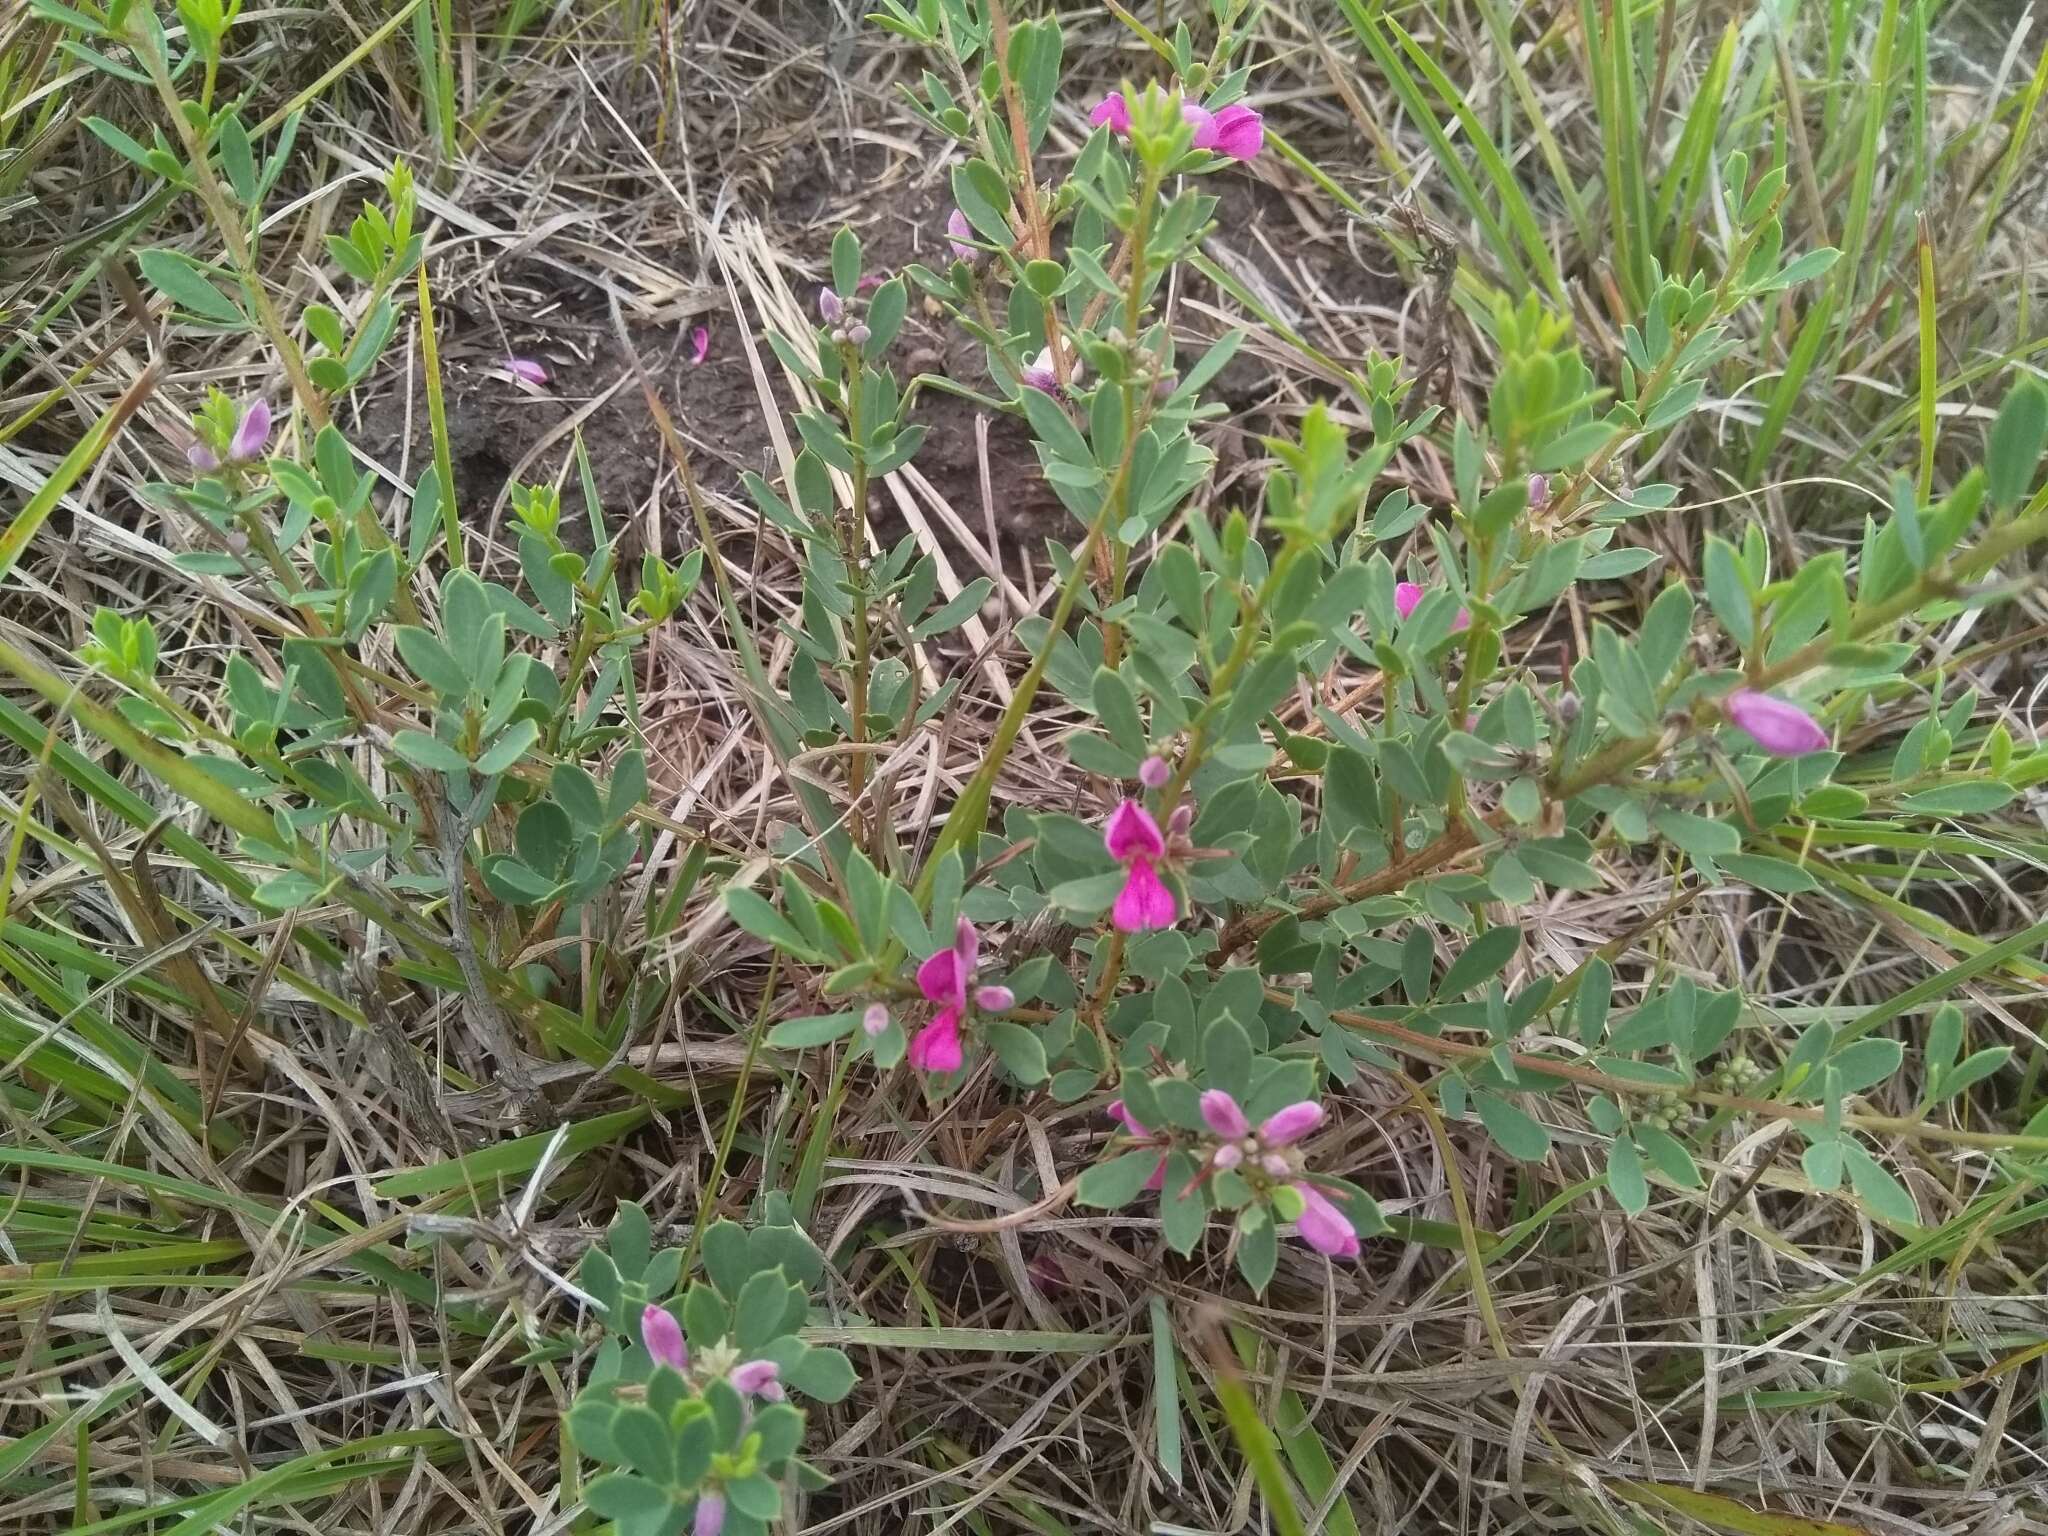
[571,1199,855,1536]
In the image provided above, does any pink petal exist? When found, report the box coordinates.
[1293,1184,1361,1259]
[689,326,709,366]
[1394,581,1425,619]
[186,442,219,472]
[228,399,270,461]
[1138,754,1170,789]
[1143,1155,1166,1192]
[640,1304,688,1370]
[1181,101,1219,150]
[1112,858,1178,933]
[1103,800,1166,862]
[975,985,1014,1012]
[693,1491,726,1536]
[1292,1182,1361,1259]
[908,1008,963,1073]
[1453,606,1472,631]
[946,207,976,259]
[1089,91,1132,135]
[1107,1099,1149,1138]
[916,946,964,1008]
[1211,1142,1244,1170]
[505,357,548,386]
[1258,1101,1324,1146]
[729,1359,784,1400]
[1725,688,1828,756]
[1200,1089,1249,1140]
[1209,103,1264,161]
[952,915,979,980]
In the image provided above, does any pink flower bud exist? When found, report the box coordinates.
[1725,689,1828,757]
[505,357,548,387]
[1260,1151,1292,1178]
[818,287,844,324]
[946,207,976,260]
[974,985,1015,1012]
[1292,1182,1361,1259]
[693,1491,726,1536]
[862,1002,889,1038]
[640,1304,688,1371]
[1527,473,1549,508]
[1258,1101,1324,1146]
[729,1359,784,1401]
[1167,803,1194,838]
[228,399,271,462]
[689,326,710,366]
[1089,91,1132,136]
[1212,1142,1244,1171]
[1200,1090,1249,1140]
[848,322,872,346]
[1395,581,1425,620]
[186,441,219,472]
[1138,755,1170,789]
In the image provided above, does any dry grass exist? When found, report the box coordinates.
[3,1,2048,1533]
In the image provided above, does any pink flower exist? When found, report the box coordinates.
[1394,580,1470,630]
[1112,857,1176,932]
[1725,689,1828,757]
[861,1002,889,1039]
[1090,91,1132,135]
[1259,1101,1323,1145]
[1107,1099,1166,1191]
[1105,800,1177,932]
[1182,101,1218,149]
[1292,1182,1361,1259]
[689,326,709,366]
[917,916,976,1014]
[1207,102,1264,161]
[1104,801,1165,862]
[693,1491,726,1536]
[1138,754,1170,789]
[946,207,976,260]
[505,357,548,387]
[641,1304,687,1371]
[908,1009,963,1072]
[228,399,271,462]
[729,1359,784,1401]
[1200,1089,1249,1139]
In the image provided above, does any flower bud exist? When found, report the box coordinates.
[862,1002,889,1038]
[818,287,844,324]
[849,322,872,346]
[974,985,1015,1012]
[1138,754,1170,789]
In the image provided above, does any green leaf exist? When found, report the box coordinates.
[1077,1149,1168,1208]
[909,578,994,641]
[1899,783,2015,815]
[390,728,469,774]
[985,1021,1047,1083]
[1718,852,1818,893]
[830,226,862,297]
[1702,536,1754,650]
[583,1473,671,1521]
[137,248,246,324]
[1437,925,1519,998]
[724,887,813,954]
[1840,1141,1918,1226]
[766,1011,858,1048]
[1986,378,2047,511]
[1474,1090,1551,1159]
[1606,1134,1647,1213]
[734,1268,792,1350]
[1235,1213,1278,1293]
[476,718,538,776]
[1090,666,1146,755]
[786,1345,856,1403]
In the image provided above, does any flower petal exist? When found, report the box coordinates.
[907,1008,963,1073]
[916,946,963,1006]
[1181,101,1219,150]
[1725,688,1828,756]
[1258,1101,1324,1146]
[1394,581,1425,620]
[1292,1182,1361,1259]
[1107,1098,1149,1137]
[1104,800,1166,862]
[946,207,976,259]
[1089,91,1132,135]
[1209,102,1264,160]
[640,1304,688,1370]
[505,357,548,386]
[1200,1089,1249,1140]
[228,399,271,462]
[1112,858,1178,933]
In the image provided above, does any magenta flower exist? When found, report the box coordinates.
[1107,1099,1166,1191]
[1089,91,1132,135]
[1259,1101,1324,1145]
[689,326,709,366]
[862,1002,889,1039]
[946,207,976,260]
[1292,1182,1361,1259]
[1725,689,1828,756]
[908,916,1005,1074]
[693,1491,726,1536]
[228,399,271,462]
[729,1359,784,1401]
[1207,102,1264,161]
[505,357,548,387]
[1104,800,1177,932]
[640,1304,688,1371]
[1200,1089,1249,1140]
[1138,754,1170,789]
[1182,101,1219,149]
[1394,580,1470,631]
